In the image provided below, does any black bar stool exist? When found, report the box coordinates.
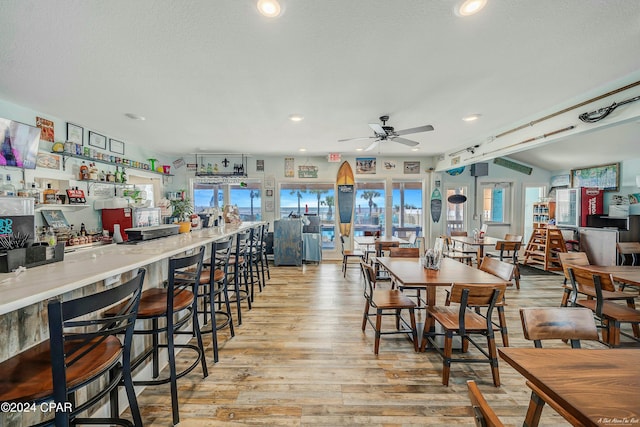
[122,247,208,426]
[247,225,264,300]
[228,230,252,325]
[0,269,146,427]
[261,223,271,281]
[197,237,235,362]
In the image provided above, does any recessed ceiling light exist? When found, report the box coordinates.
[456,0,487,16]
[299,148,306,152]
[125,113,146,121]
[355,148,363,152]
[462,114,482,122]
[288,114,304,122]
[411,148,419,151]
[257,0,281,18]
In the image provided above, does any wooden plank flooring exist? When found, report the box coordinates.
[132,261,635,426]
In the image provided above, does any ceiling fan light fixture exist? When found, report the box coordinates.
[125,112,146,121]
[456,0,487,16]
[288,114,304,122]
[257,0,282,18]
[462,113,481,122]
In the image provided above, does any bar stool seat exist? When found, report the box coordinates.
[135,288,194,317]
[0,337,121,402]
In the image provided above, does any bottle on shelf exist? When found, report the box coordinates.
[89,163,98,180]
[45,227,57,247]
[17,181,30,197]
[1,174,16,196]
[106,170,114,182]
[30,183,41,204]
[43,183,57,204]
[80,222,86,236]
[99,170,106,182]
[80,161,89,180]
[114,166,122,183]
[121,168,127,184]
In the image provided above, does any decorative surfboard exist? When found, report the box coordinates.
[430,188,442,223]
[336,161,355,237]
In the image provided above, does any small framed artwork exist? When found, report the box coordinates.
[36,117,55,142]
[265,200,274,212]
[66,123,84,145]
[266,189,274,197]
[355,157,376,174]
[256,159,264,172]
[109,138,125,155]
[36,152,61,170]
[264,176,275,189]
[88,131,107,149]
[404,161,420,174]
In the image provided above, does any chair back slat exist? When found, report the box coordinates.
[389,247,420,258]
[558,252,590,279]
[567,265,615,292]
[375,241,400,256]
[448,283,506,307]
[479,257,515,282]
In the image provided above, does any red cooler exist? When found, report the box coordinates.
[580,187,604,227]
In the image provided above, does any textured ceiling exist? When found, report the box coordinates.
[1,0,639,161]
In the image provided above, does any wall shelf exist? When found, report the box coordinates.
[194,153,247,177]
[58,152,173,177]
[35,204,90,211]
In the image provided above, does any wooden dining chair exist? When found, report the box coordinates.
[445,257,514,346]
[360,261,418,354]
[466,380,505,427]
[568,266,640,347]
[519,307,599,348]
[388,247,420,258]
[486,240,522,289]
[558,252,590,306]
[340,234,365,277]
[422,282,506,386]
[617,241,640,266]
[440,235,474,266]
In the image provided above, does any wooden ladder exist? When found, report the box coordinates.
[523,227,567,271]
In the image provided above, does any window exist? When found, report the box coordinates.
[229,181,262,221]
[279,183,336,249]
[392,181,423,237]
[481,183,511,224]
[193,182,223,213]
[354,181,386,236]
[445,186,467,235]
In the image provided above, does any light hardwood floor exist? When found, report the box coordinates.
[132,261,635,426]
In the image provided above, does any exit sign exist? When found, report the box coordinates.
[328,153,341,162]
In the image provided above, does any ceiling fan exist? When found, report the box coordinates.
[339,115,434,151]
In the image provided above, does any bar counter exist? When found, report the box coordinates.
[0,222,262,363]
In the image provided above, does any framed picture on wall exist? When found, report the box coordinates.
[66,123,84,145]
[88,131,107,149]
[109,138,125,155]
[571,162,619,191]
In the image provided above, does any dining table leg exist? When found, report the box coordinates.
[523,390,545,427]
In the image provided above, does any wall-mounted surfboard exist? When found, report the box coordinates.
[430,188,442,223]
[336,161,355,237]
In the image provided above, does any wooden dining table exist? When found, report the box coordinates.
[354,235,409,248]
[449,236,504,266]
[499,347,640,427]
[375,257,508,306]
[581,265,640,288]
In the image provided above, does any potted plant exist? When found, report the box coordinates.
[170,197,194,233]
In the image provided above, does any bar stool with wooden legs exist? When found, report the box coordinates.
[117,247,208,426]
[0,269,146,427]
[247,225,264,300]
[196,237,235,363]
[261,223,271,281]
[228,229,252,325]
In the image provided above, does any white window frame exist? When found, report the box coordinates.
[479,181,512,226]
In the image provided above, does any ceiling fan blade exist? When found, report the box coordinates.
[364,140,380,151]
[395,124,434,136]
[338,136,375,142]
[368,123,386,135]
[391,136,419,147]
